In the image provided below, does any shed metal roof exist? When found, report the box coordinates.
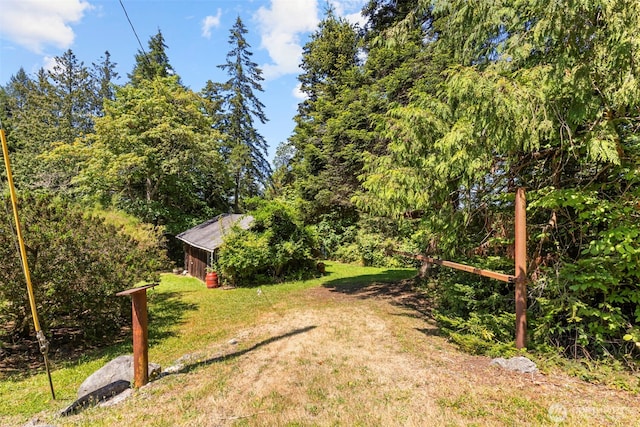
[176,213,254,252]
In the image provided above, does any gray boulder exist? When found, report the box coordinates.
[490,356,538,373]
[99,387,135,408]
[77,355,161,397]
[60,355,161,416]
[61,380,130,416]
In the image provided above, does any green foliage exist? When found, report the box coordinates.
[218,200,317,285]
[289,11,363,223]
[47,49,96,144]
[314,216,357,259]
[129,30,176,86]
[45,75,229,234]
[313,214,416,268]
[423,261,517,355]
[436,312,517,356]
[528,186,640,358]
[215,16,271,211]
[0,193,170,343]
[2,49,118,192]
[356,0,640,362]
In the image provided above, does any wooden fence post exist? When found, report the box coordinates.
[116,284,158,387]
[515,187,527,349]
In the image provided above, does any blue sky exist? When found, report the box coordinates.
[0,0,367,160]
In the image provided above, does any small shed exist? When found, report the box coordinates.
[176,213,254,282]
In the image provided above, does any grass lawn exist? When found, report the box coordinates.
[0,262,415,425]
[1,261,638,426]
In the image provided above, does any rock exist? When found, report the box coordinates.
[60,355,161,416]
[490,356,538,373]
[98,388,134,408]
[61,380,130,416]
[228,338,238,345]
[77,355,161,398]
[21,419,57,427]
[162,363,185,375]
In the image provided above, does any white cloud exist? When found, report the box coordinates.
[42,56,58,73]
[343,11,367,29]
[201,9,222,39]
[255,0,368,80]
[254,0,319,80]
[0,0,91,53]
[292,83,307,100]
[330,0,367,28]
[330,0,366,15]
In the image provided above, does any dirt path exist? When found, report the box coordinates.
[43,279,638,427]
[140,282,638,427]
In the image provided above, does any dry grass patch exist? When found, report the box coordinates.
[4,263,639,426]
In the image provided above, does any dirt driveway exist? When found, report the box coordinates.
[127,280,639,427]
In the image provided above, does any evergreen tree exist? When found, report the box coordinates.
[48,49,95,143]
[289,11,361,223]
[297,9,359,104]
[91,50,119,116]
[2,51,118,193]
[362,0,419,38]
[200,80,227,132]
[2,68,32,141]
[129,30,176,85]
[2,68,59,189]
[217,16,270,211]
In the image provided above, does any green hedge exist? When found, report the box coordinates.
[0,193,170,343]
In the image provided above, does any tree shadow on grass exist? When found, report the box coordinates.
[324,269,417,290]
[0,290,198,380]
[147,291,198,347]
[174,325,317,375]
[323,269,433,318]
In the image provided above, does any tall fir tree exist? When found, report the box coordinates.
[217,16,270,211]
[129,30,176,85]
[2,68,59,189]
[48,49,95,144]
[91,50,119,116]
[288,10,361,223]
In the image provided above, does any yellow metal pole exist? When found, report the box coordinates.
[1,127,55,399]
[1,129,41,330]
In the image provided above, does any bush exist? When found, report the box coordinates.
[218,200,317,285]
[316,214,417,267]
[423,258,519,355]
[527,187,640,359]
[0,193,170,344]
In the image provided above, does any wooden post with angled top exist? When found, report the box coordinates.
[116,284,158,387]
[514,188,527,349]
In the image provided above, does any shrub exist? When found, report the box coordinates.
[0,193,170,344]
[316,214,417,267]
[218,200,317,285]
[527,188,640,359]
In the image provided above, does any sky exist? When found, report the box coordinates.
[0,0,368,161]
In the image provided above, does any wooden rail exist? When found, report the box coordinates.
[395,251,515,283]
[396,187,528,348]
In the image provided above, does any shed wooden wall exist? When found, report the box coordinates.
[184,245,208,282]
